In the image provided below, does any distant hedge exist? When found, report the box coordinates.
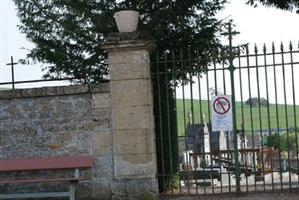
[245,97,268,107]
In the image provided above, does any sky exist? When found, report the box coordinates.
[0,0,299,103]
[0,0,62,88]
[218,1,299,46]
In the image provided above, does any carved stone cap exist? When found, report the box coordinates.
[101,31,156,53]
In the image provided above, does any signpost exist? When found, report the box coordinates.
[211,95,232,132]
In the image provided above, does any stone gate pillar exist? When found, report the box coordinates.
[102,32,158,199]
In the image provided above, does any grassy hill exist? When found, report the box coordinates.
[0,88,10,90]
[176,99,299,136]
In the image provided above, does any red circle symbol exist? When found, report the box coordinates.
[213,97,231,115]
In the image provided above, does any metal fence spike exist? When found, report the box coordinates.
[272,42,275,52]
[263,43,267,53]
[280,42,284,52]
[289,41,293,51]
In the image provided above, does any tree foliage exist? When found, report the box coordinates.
[267,132,299,153]
[245,97,268,107]
[13,0,227,82]
[247,0,299,13]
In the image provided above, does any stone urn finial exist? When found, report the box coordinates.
[114,10,139,33]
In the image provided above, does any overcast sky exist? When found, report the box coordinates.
[0,0,299,103]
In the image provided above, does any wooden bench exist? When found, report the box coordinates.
[0,156,94,200]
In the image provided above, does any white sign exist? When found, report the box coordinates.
[211,95,233,131]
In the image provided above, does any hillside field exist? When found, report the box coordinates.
[176,99,299,136]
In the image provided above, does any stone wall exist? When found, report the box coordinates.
[0,34,158,200]
[0,84,114,199]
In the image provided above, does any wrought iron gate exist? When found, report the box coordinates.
[151,23,299,196]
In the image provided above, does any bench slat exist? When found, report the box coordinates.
[0,156,93,172]
[0,191,72,199]
[0,177,89,184]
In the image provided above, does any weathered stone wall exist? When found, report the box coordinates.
[0,84,114,199]
[0,33,159,200]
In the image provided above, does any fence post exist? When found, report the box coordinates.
[6,56,17,90]
[102,32,158,199]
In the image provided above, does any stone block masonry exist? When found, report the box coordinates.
[0,84,114,199]
[102,32,158,199]
[0,84,110,158]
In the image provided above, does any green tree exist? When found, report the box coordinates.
[245,97,268,107]
[247,0,299,13]
[14,0,227,81]
[267,132,299,153]
[267,134,283,150]
[13,0,228,192]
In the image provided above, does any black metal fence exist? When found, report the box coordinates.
[152,32,299,196]
[0,56,103,90]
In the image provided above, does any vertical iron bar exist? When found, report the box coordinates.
[289,42,299,185]
[210,51,218,195]
[6,56,17,90]
[12,56,15,90]
[206,59,211,194]
[246,45,257,192]
[164,52,174,194]
[222,52,227,95]
[196,49,206,194]
[222,50,231,193]
[156,52,166,190]
[227,22,241,194]
[11,56,15,90]
[263,44,275,191]
[272,42,283,190]
[181,49,190,195]
[197,49,204,125]
[211,52,220,193]
[237,46,247,192]
[254,44,266,191]
[214,55,218,96]
[172,50,182,195]
[206,67,211,128]
[219,148,223,194]
[227,128,231,193]
[188,47,199,195]
[280,43,292,189]
[198,77,203,123]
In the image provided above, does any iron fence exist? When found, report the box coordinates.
[151,27,299,196]
[0,56,111,90]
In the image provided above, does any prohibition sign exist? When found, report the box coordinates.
[213,96,231,115]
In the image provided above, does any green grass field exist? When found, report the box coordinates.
[176,99,299,136]
[0,88,10,90]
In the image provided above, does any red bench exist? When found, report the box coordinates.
[0,156,94,200]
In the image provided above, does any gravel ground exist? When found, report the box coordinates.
[160,191,299,199]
